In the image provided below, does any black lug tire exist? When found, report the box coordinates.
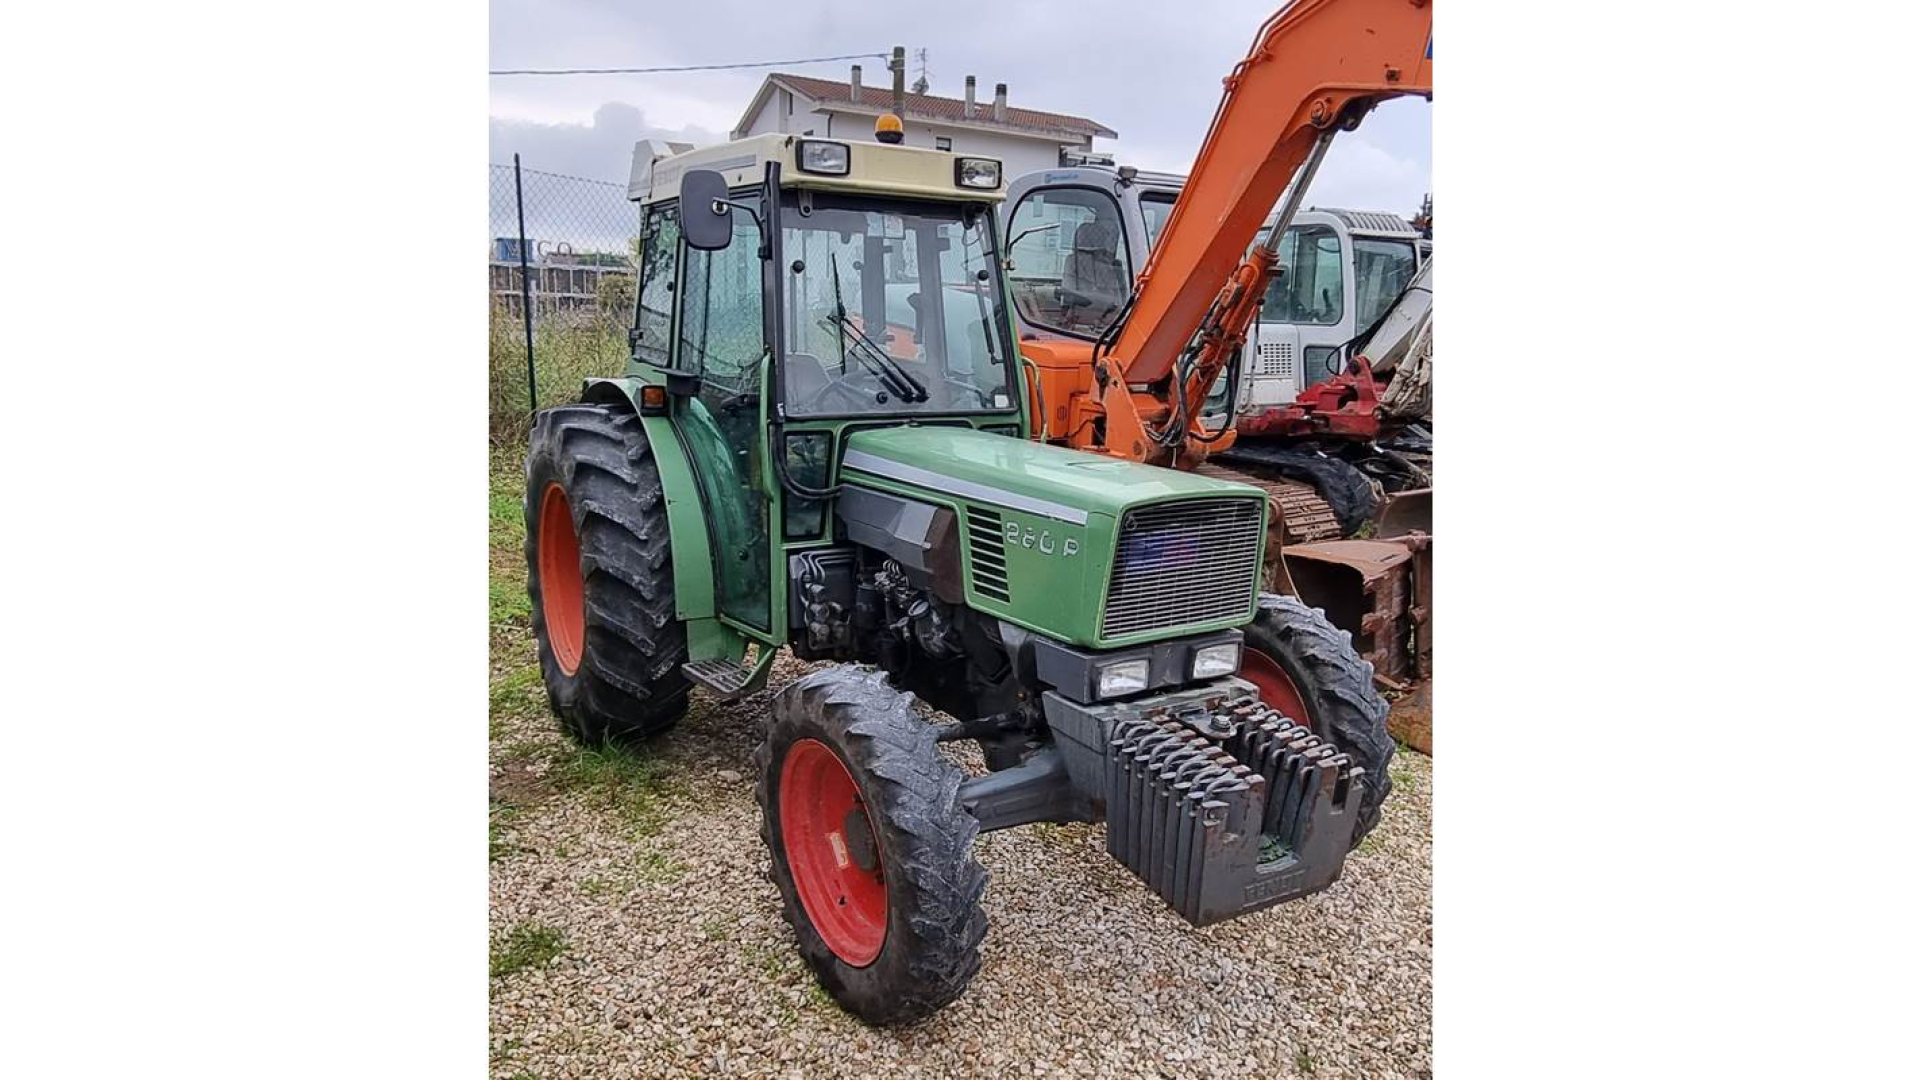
[754,667,989,1025]
[1248,448,1379,537]
[1244,593,1395,847]
[524,403,690,744]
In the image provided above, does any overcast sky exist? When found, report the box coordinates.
[489,0,1430,214]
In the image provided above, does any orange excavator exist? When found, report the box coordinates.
[1023,0,1434,710]
[1024,0,1431,469]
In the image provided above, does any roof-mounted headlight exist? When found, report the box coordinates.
[955,156,1002,190]
[797,139,851,176]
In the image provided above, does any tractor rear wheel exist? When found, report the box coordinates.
[754,667,988,1025]
[524,403,690,745]
[1240,593,1394,847]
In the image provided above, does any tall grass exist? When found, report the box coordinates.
[489,302,630,446]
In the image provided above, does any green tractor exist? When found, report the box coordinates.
[523,132,1393,1024]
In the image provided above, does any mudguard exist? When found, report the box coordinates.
[581,376,744,664]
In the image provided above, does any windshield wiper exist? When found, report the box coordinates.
[820,313,928,403]
[824,252,927,402]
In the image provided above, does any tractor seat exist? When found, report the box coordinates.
[1060,220,1125,325]
[785,351,829,402]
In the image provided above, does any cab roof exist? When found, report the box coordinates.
[629,133,1007,207]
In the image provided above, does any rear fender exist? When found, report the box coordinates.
[581,377,744,664]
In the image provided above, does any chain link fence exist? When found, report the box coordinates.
[489,161,640,441]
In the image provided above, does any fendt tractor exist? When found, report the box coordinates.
[522,125,1395,1022]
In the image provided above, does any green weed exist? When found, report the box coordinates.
[491,923,566,978]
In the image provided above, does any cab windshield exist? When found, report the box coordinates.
[779,194,1015,418]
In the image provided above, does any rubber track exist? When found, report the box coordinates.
[1194,462,1342,545]
[1216,445,1380,538]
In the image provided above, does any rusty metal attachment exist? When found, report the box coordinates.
[1374,487,1431,539]
[1284,539,1420,683]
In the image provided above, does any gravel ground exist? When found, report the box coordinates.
[491,649,1432,1080]
[488,454,1432,1078]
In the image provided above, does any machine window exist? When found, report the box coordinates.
[632,205,679,366]
[1005,187,1130,339]
[1140,191,1178,251]
[676,193,765,385]
[1352,238,1418,333]
[779,195,1014,418]
[1261,224,1343,326]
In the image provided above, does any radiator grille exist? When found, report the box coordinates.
[1101,498,1263,638]
[965,508,1011,603]
[1255,341,1295,379]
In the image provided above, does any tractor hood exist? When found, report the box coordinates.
[840,427,1256,525]
[839,428,1268,650]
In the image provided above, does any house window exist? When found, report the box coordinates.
[935,136,952,151]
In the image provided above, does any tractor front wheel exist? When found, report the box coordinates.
[524,403,690,744]
[1241,593,1395,847]
[754,668,988,1025]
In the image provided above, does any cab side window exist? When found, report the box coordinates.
[675,192,765,388]
[632,205,679,366]
[1140,192,1177,251]
[1352,239,1418,331]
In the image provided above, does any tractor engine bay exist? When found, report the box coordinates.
[787,545,1026,729]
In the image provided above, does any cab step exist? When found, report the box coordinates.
[681,658,755,699]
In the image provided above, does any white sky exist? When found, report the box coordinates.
[488,0,1431,215]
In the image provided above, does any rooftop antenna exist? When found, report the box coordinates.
[911,47,930,95]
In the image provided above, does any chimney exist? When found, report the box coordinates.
[964,75,976,118]
[850,64,862,98]
[993,82,1008,122]
[891,46,907,118]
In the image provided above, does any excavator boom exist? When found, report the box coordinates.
[1115,0,1431,381]
[1091,0,1431,465]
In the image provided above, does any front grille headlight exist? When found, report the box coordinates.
[1095,658,1150,700]
[1191,642,1241,680]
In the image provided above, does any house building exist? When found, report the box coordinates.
[489,239,633,319]
[730,66,1117,180]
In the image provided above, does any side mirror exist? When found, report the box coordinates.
[680,169,734,251]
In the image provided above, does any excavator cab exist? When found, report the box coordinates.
[1003,181,1139,340]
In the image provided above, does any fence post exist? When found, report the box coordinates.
[513,153,537,414]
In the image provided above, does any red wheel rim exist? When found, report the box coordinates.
[779,738,887,966]
[1242,647,1316,732]
[536,483,586,675]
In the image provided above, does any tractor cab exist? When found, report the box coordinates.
[623,133,1024,640]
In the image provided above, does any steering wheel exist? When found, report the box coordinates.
[801,366,889,412]
[939,377,992,408]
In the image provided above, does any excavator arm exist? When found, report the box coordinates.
[1091,0,1432,466]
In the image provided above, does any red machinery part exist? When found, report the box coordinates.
[778,738,889,966]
